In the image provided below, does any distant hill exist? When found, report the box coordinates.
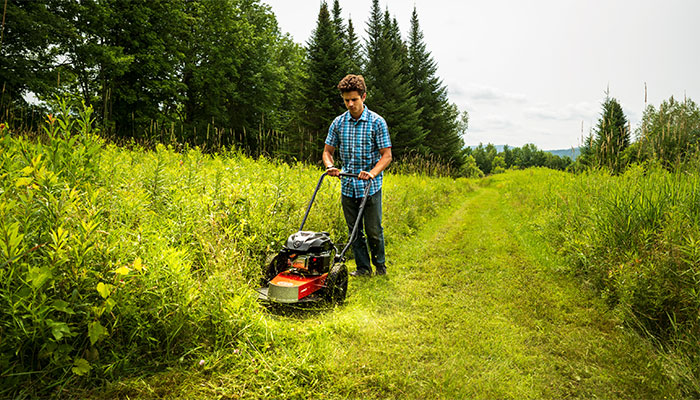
[545,147,580,160]
[468,145,581,161]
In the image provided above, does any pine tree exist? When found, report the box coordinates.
[594,94,629,173]
[363,0,425,158]
[407,6,464,167]
[331,0,345,43]
[345,18,362,74]
[302,1,348,161]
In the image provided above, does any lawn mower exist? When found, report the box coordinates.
[257,171,371,304]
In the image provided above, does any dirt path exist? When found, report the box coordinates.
[320,176,675,399]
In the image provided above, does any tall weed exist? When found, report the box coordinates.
[503,165,700,393]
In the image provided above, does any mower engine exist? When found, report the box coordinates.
[285,231,334,274]
[260,231,339,303]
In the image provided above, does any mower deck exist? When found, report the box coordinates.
[257,272,328,303]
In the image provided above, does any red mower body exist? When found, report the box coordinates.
[266,272,328,303]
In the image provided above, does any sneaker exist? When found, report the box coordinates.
[350,270,371,277]
[375,264,387,276]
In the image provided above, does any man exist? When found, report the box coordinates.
[323,74,392,277]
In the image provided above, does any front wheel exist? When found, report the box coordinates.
[325,263,348,304]
[262,253,287,286]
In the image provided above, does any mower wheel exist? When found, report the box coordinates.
[325,263,348,303]
[262,253,287,286]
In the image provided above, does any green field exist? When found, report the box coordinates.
[2,118,698,398]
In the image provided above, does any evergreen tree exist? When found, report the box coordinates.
[345,18,362,74]
[302,1,348,161]
[407,6,464,168]
[594,94,629,173]
[363,0,425,158]
[331,0,345,43]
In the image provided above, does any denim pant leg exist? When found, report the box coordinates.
[341,190,385,274]
[363,189,386,270]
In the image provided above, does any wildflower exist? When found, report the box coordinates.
[199,359,205,366]
[47,114,56,125]
[233,348,240,355]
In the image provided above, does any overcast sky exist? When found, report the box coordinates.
[263,0,700,150]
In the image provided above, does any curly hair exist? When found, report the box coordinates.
[337,74,366,96]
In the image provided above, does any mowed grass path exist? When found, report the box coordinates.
[102,173,679,399]
[316,174,676,399]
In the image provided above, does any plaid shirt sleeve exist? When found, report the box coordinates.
[325,116,341,148]
[374,116,391,149]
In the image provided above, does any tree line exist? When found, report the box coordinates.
[1,0,468,169]
[577,91,700,174]
[465,91,700,178]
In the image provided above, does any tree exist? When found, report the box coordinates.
[104,0,187,139]
[363,0,425,158]
[637,96,700,166]
[594,95,629,173]
[331,0,345,43]
[0,0,63,115]
[406,7,464,168]
[301,1,348,161]
[345,18,362,74]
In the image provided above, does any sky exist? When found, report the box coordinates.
[262,0,700,150]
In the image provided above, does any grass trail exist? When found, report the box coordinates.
[98,173,679,399]
[314,174,675,399]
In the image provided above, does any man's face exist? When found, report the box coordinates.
[342,91,366,118]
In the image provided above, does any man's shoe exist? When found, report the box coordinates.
[350,270,371,277]
[375,264,387,276]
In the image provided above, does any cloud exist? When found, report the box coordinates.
[524,101,599,122]
[448,82,527,104]
[468,114,515,133]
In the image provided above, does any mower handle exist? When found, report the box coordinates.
[298,171,372,241]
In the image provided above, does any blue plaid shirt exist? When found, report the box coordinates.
[325,106,392,198]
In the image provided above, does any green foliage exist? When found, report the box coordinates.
[637,96,700,166]
[0,103,469,397]
[3,0,301,156]
[301,1,349,162]
[407,7,465,169]
[593,95,630,173]
[0,0,59,104]
[504,166,700,394]
[465,143,572,176]
[460,155,484,178]
[345,18,362,74]
[363,0,425,158]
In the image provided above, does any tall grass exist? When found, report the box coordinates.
[503,164,700,393]
[0,103,473,398]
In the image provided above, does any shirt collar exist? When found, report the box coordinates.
[345,106,369,123]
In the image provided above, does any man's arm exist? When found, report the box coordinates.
[323,144,340,177]
[359,147,392,180]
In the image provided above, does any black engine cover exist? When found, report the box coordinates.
[285,231,333,253]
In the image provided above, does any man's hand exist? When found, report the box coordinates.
[326,167,340,177]
[358,170,375,180]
